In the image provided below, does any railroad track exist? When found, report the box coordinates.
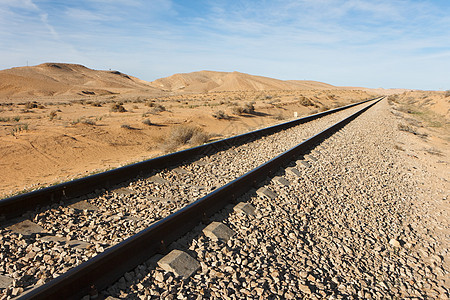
[0,97,382,299]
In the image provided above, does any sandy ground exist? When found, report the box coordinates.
[0,90,375,198]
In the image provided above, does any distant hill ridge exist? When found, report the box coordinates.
[0,63,344,98]
[149,70,337,92]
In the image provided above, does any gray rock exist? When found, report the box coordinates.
[0,275,13,289]
[389,239,401,248]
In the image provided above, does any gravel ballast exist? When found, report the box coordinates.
[100,99,448,299]
[0,102,374,298]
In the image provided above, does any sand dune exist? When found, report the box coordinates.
[149,70,338,92]
[0,63,159,98]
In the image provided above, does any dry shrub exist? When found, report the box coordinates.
[212,110,231,120]
[49,110,58,120]
[25,101,45,109]
[231,102,255,115]
[318,105,330,112]
[121,124,133,129]
[142,118,152,125]
[445,90,450,97]
[398,123,418,135]
[298,97,314,106]
[424,147,443,156]
[110,103,126,112]
[146,102,166,113]
[394,144,404,151]
[163,125,210,152]
[272,113,285,120]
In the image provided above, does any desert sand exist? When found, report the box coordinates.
[0,63,448,198]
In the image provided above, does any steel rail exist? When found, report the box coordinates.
[19,97,383,299]
[0,97,381,221]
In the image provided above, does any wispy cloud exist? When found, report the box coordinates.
[0,0,449,89]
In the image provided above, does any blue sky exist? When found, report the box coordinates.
[0,0,449,90]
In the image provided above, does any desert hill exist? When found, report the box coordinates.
[149,70,338,92]
[0,63,159,98]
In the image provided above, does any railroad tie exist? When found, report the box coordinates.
[296,160,311,168]
[7,220,44,237]
[69,200,99,211]
[304,154,317,162]
[312,149,321,156]
[286,167,302,177]
[148,175,170,185]
[272,176,290,186]
[157,249,200,279]
[172,167,188,175]
[112,187,134,196]
[202,222,235,242]
[233,202,256,216]
[256,187,278,200]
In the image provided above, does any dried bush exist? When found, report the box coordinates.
[49,110,58,120]
[398,123,418,135]
[318,105,330,112]
[445,90,450,97]
[231,102,255,115]
[298,97,314,106]
[212,110,231,120]
[121,124,133,129]
[25,101,44,109]
[110,103,126,112]
[142,118,152,125]
[163,125,210,152]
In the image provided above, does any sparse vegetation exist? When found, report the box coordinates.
[444,90,450,97]
[298,97,314,106]
[231,102,256,115]
[49,110,58,120]
[121,124,133,129]
[147,104,166,114]
[10,123,29,136]
[272,113,285,120]
[25,101,45,109]
[394,144,404,151]
[142,118,152,126]
[424,147,443,156]
[398,123,419,135]
[318,105,330,112]
[110,103,126,112]
[71,117,96,125]
[162,125,210,152]
[212,110,231,120]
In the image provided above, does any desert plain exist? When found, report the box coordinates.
[0,63,448,199]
